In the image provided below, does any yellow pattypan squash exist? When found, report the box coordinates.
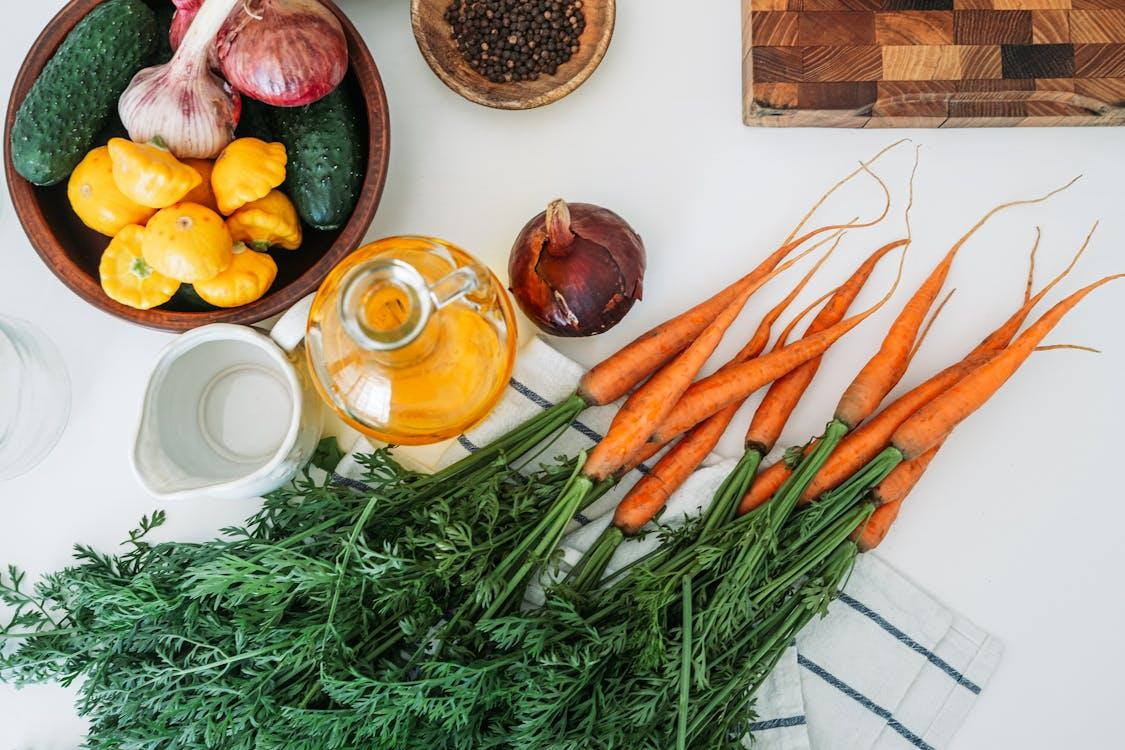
[107,138,202,209]
[67,146,155,236]
[212,138,287,215]
[194,243,278,308]
[182,159,219,213]
[99,225,180,310]
[226,190,303,250]
[142,202,233,283]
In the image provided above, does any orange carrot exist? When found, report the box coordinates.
[577,160,896,407]
[871,440,943,507]
[582,237,836,481]
[834,178,1077,428]
[648,248,905,447]
[615,237,842,476]
[853,499,900,553]
[891,274,1123,460]
[613,415,730,536]
[738,213,1092,516]
[775,288,836,349]
[745,239,907,454]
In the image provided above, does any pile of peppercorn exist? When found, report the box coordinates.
[445,0,587,84]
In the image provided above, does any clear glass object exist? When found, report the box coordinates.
[0,315,71,480]
[306,236,518,445]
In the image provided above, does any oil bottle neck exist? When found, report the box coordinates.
[338,259,487,358]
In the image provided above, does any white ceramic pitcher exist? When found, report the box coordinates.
[131,296,323,501]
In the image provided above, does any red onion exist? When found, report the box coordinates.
[217,0,348,107]
[509,200,646,338]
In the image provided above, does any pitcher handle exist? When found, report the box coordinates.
[270,293,316,354]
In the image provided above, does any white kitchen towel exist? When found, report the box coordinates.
[334,337,1002,749]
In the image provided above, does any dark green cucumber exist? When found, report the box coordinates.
[150,1,176,65]
[268,83,365,231]
[10,0,158,186]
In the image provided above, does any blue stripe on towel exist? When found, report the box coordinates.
[749,715,807,731]
[457,434,479,453]
[506,377,653,475]
[797,653,934,750]
[838,592,982,695]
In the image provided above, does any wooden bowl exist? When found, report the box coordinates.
[4,0,390,332]
[411,0,615,110]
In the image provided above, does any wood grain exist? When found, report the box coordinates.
[1001,43,1075,78]
[754,82,801,107]
[876,79,956,113]
[954,10,1033,43]
[754,46,805,80]
[802,45,884,79]
[1032,9,1071,43]
[799,11,877,44]
[960,44,1004,77]
[1070,10,1125,43]
[875,11,955,43]
[4,0,390,332]
[744,0,1125,126]
[883,44,963,77]
[1075,76,1125,104]
[1075,44,1125,77]
[992,0,1070,8]
[753,12,801,45]
[410,0,615,110]
[798,81,880,107]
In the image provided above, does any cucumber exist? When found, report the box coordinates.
[268,83,365,231]
[10,0,158,186]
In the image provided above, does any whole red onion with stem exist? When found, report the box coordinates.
[172,0,349,107]
[509,199,646,337]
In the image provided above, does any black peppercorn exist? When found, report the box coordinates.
[446,0,586,84]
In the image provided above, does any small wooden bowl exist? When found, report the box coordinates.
[4,0,390,332]
[411,0,615,110]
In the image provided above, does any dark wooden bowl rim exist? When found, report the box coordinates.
[3,0,391,332]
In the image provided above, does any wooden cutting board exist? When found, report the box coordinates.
[742,0,1125,127]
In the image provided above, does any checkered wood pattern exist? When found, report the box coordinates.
[742,0,1125,126]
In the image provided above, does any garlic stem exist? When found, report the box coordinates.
[178,0,241,62]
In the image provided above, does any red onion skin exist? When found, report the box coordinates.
[216,0,349,107]
[509,200,646,338]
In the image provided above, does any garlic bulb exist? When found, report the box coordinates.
[118,0,242,159]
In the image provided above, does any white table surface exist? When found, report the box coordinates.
[3,1,1124,747]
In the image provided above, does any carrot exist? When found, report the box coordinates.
[648,246,906,447]
[738,211,1093,516]
[848,441,943,556]
[615,416,731,537]
[624,234,846,472]
[834,177,1077,428]
[577,160,895,407]
[745,239,907,454]
[583,242,824,482]
[568,239,847,591]
[871,440,943,507]
[853,498,901,553]
[892,274,1123,460]
[775,288,836,349]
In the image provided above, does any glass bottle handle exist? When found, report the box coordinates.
[428,264,489,310]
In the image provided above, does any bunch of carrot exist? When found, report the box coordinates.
[418,155,1123,749]
[342,144,1119,750]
